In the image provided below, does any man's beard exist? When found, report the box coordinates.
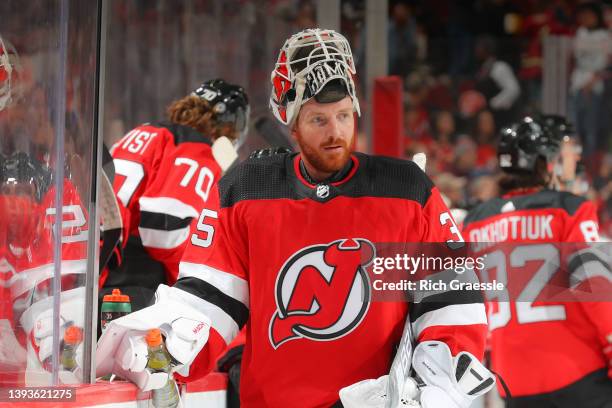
[296,134,352,175]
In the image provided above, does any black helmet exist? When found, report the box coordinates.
[192,79,249,146]
[0,152,52,202]
[498,116,561,173]
[537,114,575,140]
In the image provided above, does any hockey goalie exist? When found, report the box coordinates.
[97,28,496,407]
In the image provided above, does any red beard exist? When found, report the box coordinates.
[296,134,352,175]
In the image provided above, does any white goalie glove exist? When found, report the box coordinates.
[339,341,495,408]
[96,284,211,391]
[339,375,421,407]
[18,286,86,385]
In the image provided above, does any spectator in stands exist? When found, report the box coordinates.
[472,109,498,173]
[518,0,573,113]
[430,110,457,173]
[388,0,418,77]
[569,1,610,161]
[474,35,521,128]
[468,174,499,208]
[452,135,478,178]
[434,172,466,209]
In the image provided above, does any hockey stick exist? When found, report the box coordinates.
[254,116,294,149]
[386,313,416,408]
[99,144,123,271]
[385,152,427,407]
[211,136,239,174]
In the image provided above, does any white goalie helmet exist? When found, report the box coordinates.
[269,28,361,126]
[0,35,22,112]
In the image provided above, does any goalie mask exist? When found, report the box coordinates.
[270,28,360,126]
[192,79,250,147]
[0,35,22,112]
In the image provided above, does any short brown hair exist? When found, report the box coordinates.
[166,95,236,141]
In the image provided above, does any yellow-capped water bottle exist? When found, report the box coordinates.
[146,329,180,408]
[61,326,83,371]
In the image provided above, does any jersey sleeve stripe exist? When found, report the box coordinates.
[174,276,249,330]
[569,251,611,275]
[179,262,249,307]
[175,286,240,344]
[140,211,193,231]
[409,289,484,323]
[11,259,87,299]
[569,256,612,287]
[139,196,199,219]
[138,226,190,249]
[411,303,487,340]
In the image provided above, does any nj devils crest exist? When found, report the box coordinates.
[269,238,375,349]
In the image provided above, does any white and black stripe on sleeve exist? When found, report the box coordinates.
[409,271,487,340]
[174,261,249,344]
[138,197,199,249]
[569,244,612,287]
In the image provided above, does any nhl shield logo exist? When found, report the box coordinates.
[316,184,330,199]
[269,238,375,349]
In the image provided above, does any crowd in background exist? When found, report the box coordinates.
[338,0,612,237]
[0,0,610,237]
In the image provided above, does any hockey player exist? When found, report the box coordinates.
[0,152,88,386]
[102,79,249,310]
[97,29,495,407]
[463,116,612,406]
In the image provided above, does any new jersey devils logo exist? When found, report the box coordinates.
[269,238,375,349]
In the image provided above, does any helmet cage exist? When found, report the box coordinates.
[270,29,361,126]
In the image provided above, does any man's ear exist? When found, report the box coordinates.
[290,119,299,141]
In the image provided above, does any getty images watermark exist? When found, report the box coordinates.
[365,242,611,302]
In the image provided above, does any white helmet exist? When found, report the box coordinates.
[269,28,360,126]
[0,35,22,112]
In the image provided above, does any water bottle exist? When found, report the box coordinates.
[61,326,83,371]
[146,328,180,408]
[100,289,131,332]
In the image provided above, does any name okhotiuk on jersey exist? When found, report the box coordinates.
[463,189,612,403]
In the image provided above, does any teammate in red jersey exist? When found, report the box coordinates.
[0,152,89,386]
[463,116,612,407]
[102,79,249,310]
[97,29,495,407]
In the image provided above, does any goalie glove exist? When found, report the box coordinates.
[339,341,495,408]
[96,284,211,391]
[339,375,421,408]
[413,341,495,408]
[17,287,86,385]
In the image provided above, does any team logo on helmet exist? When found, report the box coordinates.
[269,238,375,349]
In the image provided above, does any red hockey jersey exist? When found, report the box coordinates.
[0,178,88,386]
[108,123,222,285]
[463,189,612,399]
[175,153,488,407]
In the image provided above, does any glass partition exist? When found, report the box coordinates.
[0,0,99,386]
